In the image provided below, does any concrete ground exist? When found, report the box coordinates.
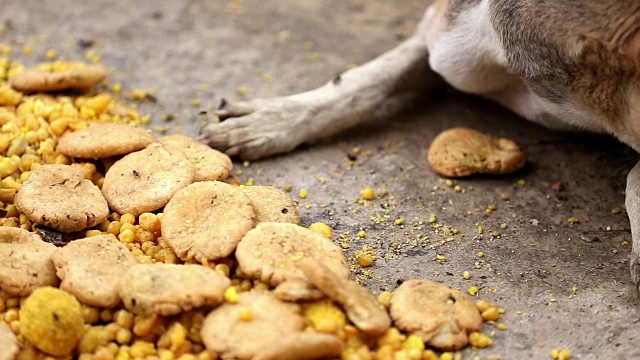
[3,0,640,358]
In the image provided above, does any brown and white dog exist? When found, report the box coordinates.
[199,1,640,290]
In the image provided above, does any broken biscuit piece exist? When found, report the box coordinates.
[10,64,106,93]
[427,127,526,177]
[389,279,483,350]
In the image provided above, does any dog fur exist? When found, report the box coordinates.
[199,0,640,290]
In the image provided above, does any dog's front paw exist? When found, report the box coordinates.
[198,97,312,160]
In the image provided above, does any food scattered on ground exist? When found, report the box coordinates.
[118,263,230,316]
[101,143,195,215]
[15,164,109,232]
[51,234,136,308]
[9,63,106,93]
[162,180,255,261]
[427,127,526,177]
[390,279,483,350]
[241,185,300,224]
[0,54,508,359]
[19,287,84,356]
[157,134,232,182]
[56,121,155,158]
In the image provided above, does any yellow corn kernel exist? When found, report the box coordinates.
[360,187,376,200]
[85,229,102,237]
[481,306,500,321]
[394,218,405,225]
[475,300,492,313]
[308,222,333,239]
[496,323,508,331]
[298,188,308,199]
[377,291,393,308]
[402,335,425,351]
[139,212,160,232]
[120,213,136,225]
[357,253,374,267]
[133,314,157,337]
[119,229,135,244]
[129,340,156,357]
[468,332,492,348]
[462,271,472,280]
[468,286,478,296]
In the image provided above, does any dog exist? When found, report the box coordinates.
[199,0,640,291]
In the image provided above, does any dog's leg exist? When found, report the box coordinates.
[626,161,640,291]
[199,11,443,159]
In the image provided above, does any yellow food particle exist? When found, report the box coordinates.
[402,335,425,351]
[441,352,454,360]
[360,187,376,200]
[478,225,484,234]
[191,98,201,106]
[224,286,240,304]
[567,217,580,224]
[428,213,437,223]
[518,179,526,186]
[238,307,253,321]
[129,340,156,357]
[357,253,374,267]
[237,86,248,95]
[299,188,308,199]
[303,299,346,333]
[481,307,500,321]
[468,332,493,348]
[378,291,393,308]
[475,300,492,312]
[436,254,446,261]
[357,230,366,238]
[551,349,572,360]
[309,222,333,239]
[395,218,405,225]
[468,286,479,296]
[19,287,85,356]
[477,251,485,257]
[496,323,508,331]
[45,49,57,60]
[463,271,472,280]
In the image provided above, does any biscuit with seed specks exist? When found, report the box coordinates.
[0,323,19,360]
[10,65,106,93]
[201,291,343,360]
[52,234,136,308]
[102,143,195,215]
[0,226,44,244]
[118,263,231,315]
[236,222,349,287]
[0,241,58,296]
[15,164,109,232]
[427,127,526,177]
[162,181,255,261]
[157,134,232,182]
[390,279,483,350]
[241,185,300,225]
[57,122,155,158]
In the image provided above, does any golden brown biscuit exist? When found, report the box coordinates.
[118,263,231,315]
[0,241,58,296]
[162,181,255,262]
[157,134,232,182]
[0,226,44,244]
[52,234,137,308]
[56,121,155,159]
[297,257,391,337]
[15,164,110,232]
[242,185,300,225]
[101,143,195,215]
[389,279,483,350]
[10,64,106,93]
[427,127,526,177]
[236,222,349,287]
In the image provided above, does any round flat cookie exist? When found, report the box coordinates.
[241,185,300,224]
[0,226,44,244]
[389,279,483,351]
[51,234,137,308]
[235,222,349,287]
[0,242,58,296]
[101,143,195,215]
[15,164,109,232]
[427,127,526,177]
[162,181,255,262]
[10,64,106,93]
[157,134,232,182]
[57,121,155,158]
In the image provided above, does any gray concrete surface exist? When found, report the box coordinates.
[3,0,640,358]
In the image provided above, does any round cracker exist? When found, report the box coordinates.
[15,164,109,232]
[10,65,106,93]
[235,222,349,286]
[56,121,155,158]
[162,181,255,262]
[0,227,43,244]
[0,242,58,296]
[389,279,483,350]
[51,234,136,308]
[157,134,232,182]
[101,143,195,215]
[427,127,526,177]
[241,185,300,224]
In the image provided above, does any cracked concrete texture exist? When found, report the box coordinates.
[3,0,639,358]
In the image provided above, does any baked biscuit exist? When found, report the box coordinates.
[101,143,195,215]
[162,181,255,262]
[57,121,155,158]
[157,134,232,182]
[10,64,106,93]
[389,279,483,350]
[15,164,109,232]
[427,127,526,177]
[241,185,300,225]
